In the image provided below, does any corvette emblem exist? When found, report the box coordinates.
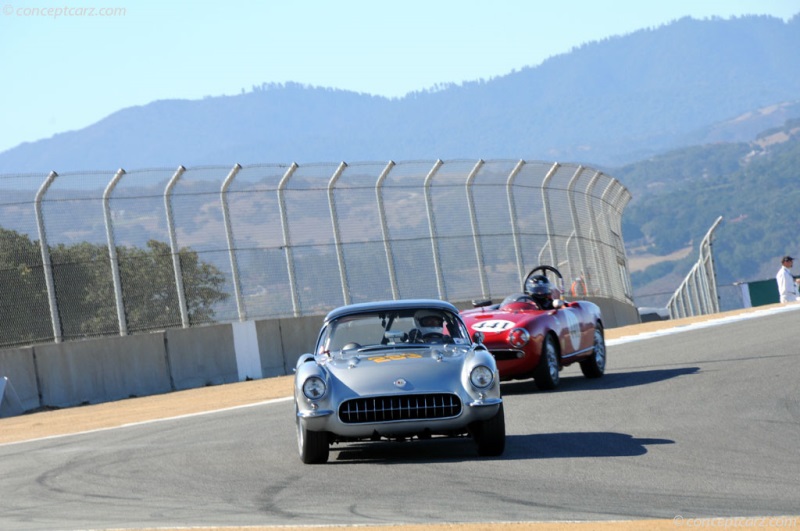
[394,378,407,387]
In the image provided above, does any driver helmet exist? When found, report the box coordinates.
[525,274,553,305]
[414,309,444,336]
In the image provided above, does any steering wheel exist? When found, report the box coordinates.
[409,330,448,344]
[523,265,564,296]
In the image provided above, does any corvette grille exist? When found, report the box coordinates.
[338,393,462,424]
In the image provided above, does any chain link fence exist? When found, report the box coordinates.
[0,159,632,348]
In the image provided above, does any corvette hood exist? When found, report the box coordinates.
[324,347,469,395]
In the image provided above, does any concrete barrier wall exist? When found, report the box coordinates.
[35,333,172,409]
[255,319,285,377]
[276,315,325,370]
[588,297,642,329]
[165,324,239,391]
[0,347,39,412]
[0,299,640,416]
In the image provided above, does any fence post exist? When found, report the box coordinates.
[566,165,586,286]
[164,165,189,328]
[600,181,626,297]
[505,160,527,284]
[34,171,62,343]
[540,162,561,268]
[423,159,445,299]
[327,162,350,306]
[103,168,128,335]
[690,273,701,314]
[220,163,244,320]
[465,159,488,299]
[615,186,634,301]
[278,163,300,316]
[702,216,723,313]
[585,170,603,296]
[375,161,399,299]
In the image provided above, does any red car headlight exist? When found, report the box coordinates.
[508,328,530,348]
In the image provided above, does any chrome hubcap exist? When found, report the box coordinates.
[546,342,559,381]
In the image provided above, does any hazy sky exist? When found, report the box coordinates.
[1,0,798,154]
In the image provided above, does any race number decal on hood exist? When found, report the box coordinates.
[471,320,515,334]
[371,353,424,363]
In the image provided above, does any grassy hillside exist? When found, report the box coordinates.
[616,117,800,307]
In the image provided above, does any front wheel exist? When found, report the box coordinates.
[472,403,506,456]
[533,335,560,390]
[580,326,606,378]
[297,413,329,464]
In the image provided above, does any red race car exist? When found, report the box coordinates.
[460,265,606,390]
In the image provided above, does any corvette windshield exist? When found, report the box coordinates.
[318,308,469,354]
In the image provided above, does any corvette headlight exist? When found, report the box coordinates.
[470,365,494,389]
[508,327,530,348]
[302,376,327,399]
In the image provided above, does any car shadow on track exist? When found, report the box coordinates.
[328,431,673,464]
[504,432,674,459]
[500,367,700,395]
[331,437,483,464]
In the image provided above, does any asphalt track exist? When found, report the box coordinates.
[1,305,799,531]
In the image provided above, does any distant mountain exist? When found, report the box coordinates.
[1,14,798,173]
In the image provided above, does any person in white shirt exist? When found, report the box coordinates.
[775,255,798,303]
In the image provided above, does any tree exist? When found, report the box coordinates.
[117,240,228,330]
[0,229,229,346]
[0,228,51,345]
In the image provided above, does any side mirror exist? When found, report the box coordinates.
[472,299,493,308]
[472,331,485,344]
[552,298,565,310]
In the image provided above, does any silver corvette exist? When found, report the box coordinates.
[294,299,505,464]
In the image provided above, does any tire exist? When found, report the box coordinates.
[296,412,329,464]
[472,402,506,457]
[533,335,560,390]
[580,325,606,378]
